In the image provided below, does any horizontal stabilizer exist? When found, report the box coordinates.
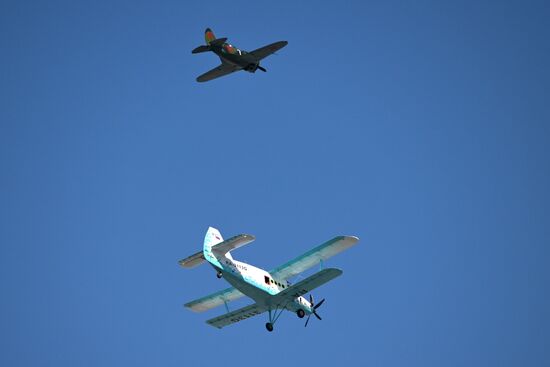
[178,251,206,269]
[192,45,210,54]
[211,234,255,256]
[209,37,227,46]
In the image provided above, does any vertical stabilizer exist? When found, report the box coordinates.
[205,28,216,45]
[203,227,224,268]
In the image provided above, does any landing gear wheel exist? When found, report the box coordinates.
[265,322,274,332]
[216,271,223,279]
[297,309,305,318]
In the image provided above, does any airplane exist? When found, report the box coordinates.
[192,28,288,82]
[179,227,359,331]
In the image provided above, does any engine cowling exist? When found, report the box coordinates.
[245,63,259,73]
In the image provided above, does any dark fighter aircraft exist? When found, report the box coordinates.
[192,28,288,82]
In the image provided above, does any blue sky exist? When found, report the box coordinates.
[1,0,549,366]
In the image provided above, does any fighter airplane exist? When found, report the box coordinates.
[179,227,359,331]
[192,28,288,82]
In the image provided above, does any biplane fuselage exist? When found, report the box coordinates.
[214,257,312,315]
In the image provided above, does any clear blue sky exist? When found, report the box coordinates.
[1,0,549,366]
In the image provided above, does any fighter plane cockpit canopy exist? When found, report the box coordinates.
[221,44,247,56]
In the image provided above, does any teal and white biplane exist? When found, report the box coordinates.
[179,227,359,331]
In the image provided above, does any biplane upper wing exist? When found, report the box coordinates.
[185,286,244,312]
[206,303,267,329]
[250,41,288,61]
[269,236,359,280]
[196,62,241,82]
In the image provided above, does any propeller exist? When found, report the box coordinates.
[257,65,267,72]
[304,294,326,327]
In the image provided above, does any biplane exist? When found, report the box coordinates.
[179,227,359,331]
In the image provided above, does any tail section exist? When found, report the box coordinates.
[192,28,226,54]
[178,251,205,269]
[203,226,224,253]
[178,226,226,269]
[205,28,216,45]
[181,227,252,270]
[203,226,227,268]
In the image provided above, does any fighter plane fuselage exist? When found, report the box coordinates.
[210,43,262,72]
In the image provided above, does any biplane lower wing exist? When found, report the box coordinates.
[207,303,267,329]
[272,268,343,305]
[184,286,244,312]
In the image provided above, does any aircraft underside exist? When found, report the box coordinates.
[218,55,265,73]
[212,264,332,332]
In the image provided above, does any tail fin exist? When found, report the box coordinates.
[203,226,225,268]
[205,28,216,45]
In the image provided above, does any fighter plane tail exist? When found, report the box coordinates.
[205,28,216,45]
[193,28,227,54]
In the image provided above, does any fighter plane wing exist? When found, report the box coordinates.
[196,63,241,82]
[185,286,245,312]
[206,303,267,329]
[269,236,359,280]
[250,41,288,61]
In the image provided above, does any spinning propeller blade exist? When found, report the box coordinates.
[304,294,326,327]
